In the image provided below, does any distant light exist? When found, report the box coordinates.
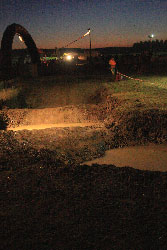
[66,55,73,60]
[18,35,24,42]
[148,34,154,39]
[83,29,91,37]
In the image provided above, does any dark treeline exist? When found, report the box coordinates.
[133,39,167,52]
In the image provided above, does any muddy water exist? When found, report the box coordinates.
[83,143,167,172]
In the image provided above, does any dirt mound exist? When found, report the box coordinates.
[2,105,104,129]
[105,108,167,145]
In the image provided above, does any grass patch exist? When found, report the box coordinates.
[1,74,167,113]
[107,76,167,112]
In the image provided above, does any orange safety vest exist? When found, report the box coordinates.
[109,59,116,68]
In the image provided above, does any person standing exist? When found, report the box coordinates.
[109,57,117,81]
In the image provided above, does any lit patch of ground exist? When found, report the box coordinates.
[7,122,101,131]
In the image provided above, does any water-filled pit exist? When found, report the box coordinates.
[83,143,167,172]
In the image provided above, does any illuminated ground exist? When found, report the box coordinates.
[7,122,167,172]
[1,75,167,249]
[7,122,100,131]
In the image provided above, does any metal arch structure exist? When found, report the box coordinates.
[1,23,40,79]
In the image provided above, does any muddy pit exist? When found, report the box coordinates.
[1,104,166,169]
[1,102,167,249]
[83,143,167,172]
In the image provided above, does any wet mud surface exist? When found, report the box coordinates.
[83,143,167,172]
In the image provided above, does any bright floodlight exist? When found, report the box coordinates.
[148,34,154,39]
[66,55,72,60]
[18,35,24,42]
[83,29,91,37]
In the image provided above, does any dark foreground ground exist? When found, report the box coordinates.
[1,163,167,250]
[0,124,167,250]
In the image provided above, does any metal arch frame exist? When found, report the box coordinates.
[1,23,40,78]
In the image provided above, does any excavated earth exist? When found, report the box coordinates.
[1,100,167,249]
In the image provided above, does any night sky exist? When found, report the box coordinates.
[0,0,167,49]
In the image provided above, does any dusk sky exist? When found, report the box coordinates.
[0,0,167,49]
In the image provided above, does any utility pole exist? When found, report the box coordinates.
[88,28,91,63]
